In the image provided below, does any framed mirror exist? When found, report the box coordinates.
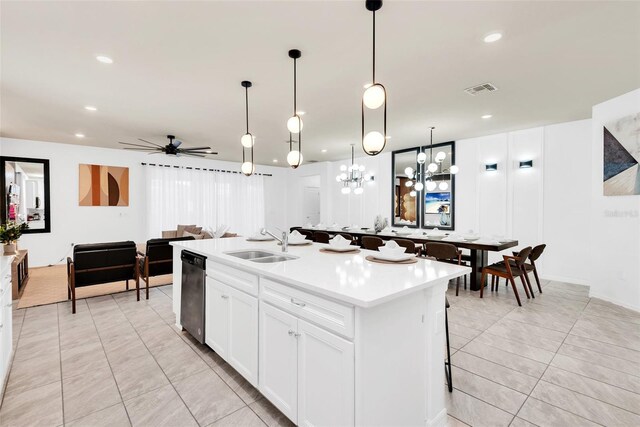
[391,148,419,227]
[421,141,455,230]
[1,156,51,233]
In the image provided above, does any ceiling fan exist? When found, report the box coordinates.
[119,135,217,158]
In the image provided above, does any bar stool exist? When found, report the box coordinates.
[424,242,467,296]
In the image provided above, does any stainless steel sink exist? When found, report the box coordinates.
[225,250,298,263]
[250,255,298,263]
[225,250,274,260]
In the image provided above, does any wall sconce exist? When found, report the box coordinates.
[519,160,533,169]
[485,163,498,171]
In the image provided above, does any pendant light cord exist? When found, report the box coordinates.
[245,87,249,134]
[372,10,376,84]
[293,57,297,114]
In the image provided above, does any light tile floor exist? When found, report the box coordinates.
[0,279,638,426]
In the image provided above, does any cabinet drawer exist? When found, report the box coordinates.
[260,278,354,339]
[207,261,258,296]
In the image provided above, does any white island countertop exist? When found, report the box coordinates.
[172,237,470,308]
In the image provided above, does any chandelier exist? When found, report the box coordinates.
[406,127,459,197]
[336,144,375,194]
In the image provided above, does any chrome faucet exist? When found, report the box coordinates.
[261,228,288,252]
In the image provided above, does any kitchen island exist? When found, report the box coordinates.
[172,237,470,427]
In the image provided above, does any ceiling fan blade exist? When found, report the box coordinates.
[181,146,212,151]
[123,147,161,151]
[173,139,183,148]
[181,150,218,155]
[119,141,161,149]
[138,138,164,148]
[179,152,205,158]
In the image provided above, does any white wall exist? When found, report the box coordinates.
[0,137,287,267]
[589,89,640,311]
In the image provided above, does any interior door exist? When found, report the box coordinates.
[227,285,258,387]
[302,187,321,225]
[205,277,228,357]
[297,319,354,427]
[259,302,298,423]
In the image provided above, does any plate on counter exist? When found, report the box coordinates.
[372,252,415,262]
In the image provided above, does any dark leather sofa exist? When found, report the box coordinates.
[139,236,194,299]
[67,241,139,313]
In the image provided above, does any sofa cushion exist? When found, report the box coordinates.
[184,226,202,235]
[177,224,196,237]
[183,231,204,240]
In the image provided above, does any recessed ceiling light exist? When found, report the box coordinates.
[483,32,502,43]
[96,55,113,64]
[272,159,278,163]
[84,105,97,111]
[321,149,327,153]
[75,133,85,138]
[482,114,493,119]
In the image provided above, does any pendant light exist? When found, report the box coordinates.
[422,126,458,191]
[287,49,303,168]
[240,80,255,176]
[361,0,387,156]
[336,144,374,195]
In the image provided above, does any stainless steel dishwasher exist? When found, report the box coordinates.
[180,250,206,344]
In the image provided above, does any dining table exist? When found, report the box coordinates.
[292,227,519,291]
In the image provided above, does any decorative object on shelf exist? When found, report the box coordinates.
[603,112,640,196]
[0,221,28,254]
[240,80,255,176]
[118,135,217,157]
[287,49,304,168]
[336,144,375,194]
[79,164,130,206]
[519,160,533,169]
[485,163,498,171]
[373,215,388,233]
[361,0,387,156]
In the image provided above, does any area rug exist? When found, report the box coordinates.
[17,264,172,309]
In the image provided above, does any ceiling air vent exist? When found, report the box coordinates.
[464,83,498,96]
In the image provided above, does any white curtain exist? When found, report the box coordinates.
[144,165,265,238]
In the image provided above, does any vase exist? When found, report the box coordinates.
[3,243,16,255]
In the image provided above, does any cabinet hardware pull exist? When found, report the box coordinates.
[288,329,295,336]
[290,298,306,307]
[221,295,229,299]
[294,332,301,338]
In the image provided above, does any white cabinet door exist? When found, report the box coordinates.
[226,284,258,387]
[205,277,228,357]
[259,302,298,423]
[297,319,354,427]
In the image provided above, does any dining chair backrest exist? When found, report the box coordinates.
[514,246,533,268]
[362,236,384,251]
[339,233,356,245]
[393,239,416,254]
[314,231,331,244]
[424,242,459,261]
[297,229,314,241]
[529,244,546,262]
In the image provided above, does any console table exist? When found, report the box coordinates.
[11,250,29,299]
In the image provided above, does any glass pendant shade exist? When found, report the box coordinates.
[241,133,254,148]
[439,181,449,191]
[341,187,351,194]
[410,190,417,197]
[427,162,438,173]
[405,180,413,187]
[287,115,303,133]
[435,151,446,162]
[450,165,459,174]
[340,172,348,180]
[417,152,427,164]
[340,164,347,172]
[414,181,424,191]
[404,167,414,177]
[287,150,303,166]
[426,180,437,191]
[363,84,385,109]
[354,187,364,195]
[363,131,385,154]
[241,162,254,175]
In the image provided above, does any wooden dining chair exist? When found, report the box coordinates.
[424,242,467,296]
[362,236,384,251]
[297,229,314,241]
[393,238,421,256]
[313,231,331,243]
[480,246,533,306]
[515,244,546,294]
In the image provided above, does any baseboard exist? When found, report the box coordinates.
[426,408,447,427]
[588,291,640,314]
[540,274,590,287]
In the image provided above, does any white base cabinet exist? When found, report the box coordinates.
[259,301,354,426]
[205,276,258,386]
[1,259,14,401]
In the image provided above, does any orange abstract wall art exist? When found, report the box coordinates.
[79,164,129,206]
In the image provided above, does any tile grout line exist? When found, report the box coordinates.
[111,292,208,426]
[84,296,133,426]
[57,303,66,426]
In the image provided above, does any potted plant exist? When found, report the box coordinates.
[0,221,28,255]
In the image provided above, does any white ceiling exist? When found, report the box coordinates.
[1,1,639,166]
